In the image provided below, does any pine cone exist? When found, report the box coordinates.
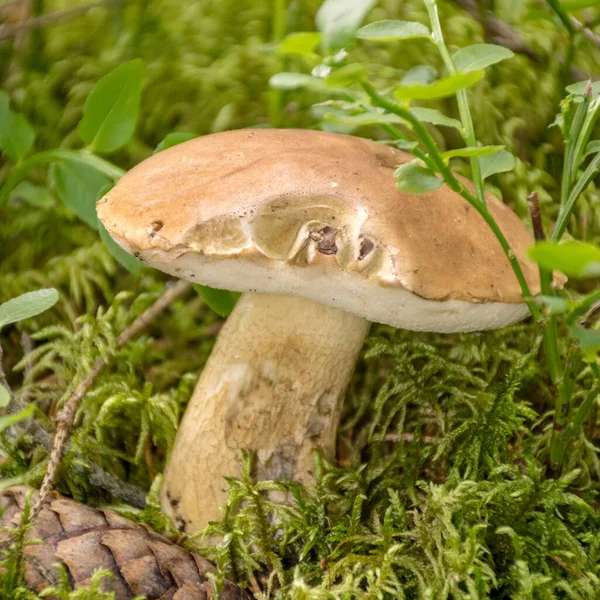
[0,486,249,600]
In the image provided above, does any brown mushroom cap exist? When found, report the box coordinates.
[97,129,542,332]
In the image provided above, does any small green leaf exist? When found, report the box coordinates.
[153,132,197,154]
[528,241,600,278]
[194,285,240,318]
[10,181,54,208]
[394,70,484,100]
[570,324,600,362]
[377,139,419,150]
[536,295,570,315]
[0,289,59,330]
[278,32,321,56]
[442,145,504,159]
[98,221,143,276]
[269,72,326,91]
[0,384,9,408]
[356,20,431,41]
[410,107,461,129]
[325,64,366,86]
[566,80,600,98]
[0,92,35,162]
[78,59,144,153]
[401,65,438,85]
[322,110,402,126]
[585,140,600,157]
[452,44,514,73]
[52,160,110,229]
[0,404,34,435]
[395,161,442,193]
[316,0,376,51]
[479,149,515,179]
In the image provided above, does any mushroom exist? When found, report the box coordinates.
[97,128,544,532]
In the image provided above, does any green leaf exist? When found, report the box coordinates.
[452,44,514,73]
[566,80,600,98]
[410,107,461,129]
[98,220,143,276]
[479,149,515,179]
[50,149,125,180]
[10,181,54,208]
[78,59,144,153]
[585,140,600,157]
[356,20,431,41]
[325,63,366,86]
[0,92,35,162]
[528,241,600,278]
[536,295,570,315]
[322,110,403,126]
[377,139,419,150]
[278,32,321,56]
[0,384,9,408]
[0,289,59,330]
[394,70,484,100]
[316,0,376,51]
[269,72,326,91]
[401,65,438,85]
[395,161,442,193]
[442,145,504,159]
[193,285,240,318]
[570,324,600,362]
[153,132,197,154]
[52,160,110,229]
[0,405,34,435]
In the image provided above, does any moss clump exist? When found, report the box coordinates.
[1,0,600,598]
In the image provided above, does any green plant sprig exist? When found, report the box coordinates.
[423,0,485,207]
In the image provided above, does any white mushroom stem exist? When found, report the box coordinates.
[161,292,369,532]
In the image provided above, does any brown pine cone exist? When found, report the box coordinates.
[0,486,250,600]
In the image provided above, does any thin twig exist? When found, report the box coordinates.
[527,191,546,241]
[31,279,192,518]
[0,0,125,41]
[1,342,147,506]
[545,0,600,49]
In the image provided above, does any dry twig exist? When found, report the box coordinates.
[20,279,192,518]
[527,191,546,241]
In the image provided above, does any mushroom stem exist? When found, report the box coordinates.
[161,292,369,532]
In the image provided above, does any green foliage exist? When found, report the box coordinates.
[529,241,600,277]
[1,0,600,598]
[78,59,145,154]
[0,290,59,330]
[0,92,35,163]
[356,20,431,41]
[39,567,144,600]
[193,285,241,318]
[451,44,514,73]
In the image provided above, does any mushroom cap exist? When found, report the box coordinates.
[97,129,545,333]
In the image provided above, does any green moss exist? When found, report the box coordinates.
[1,0,600,598]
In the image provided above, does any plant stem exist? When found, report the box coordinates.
[546,0,576,36]
[553,152,600,241]
[424,0,486,206]
[361,81,541,321]
[0,149,124,206]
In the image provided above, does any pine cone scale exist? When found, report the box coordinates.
[0,487,249,600]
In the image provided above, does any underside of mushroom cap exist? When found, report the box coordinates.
[97,129,546,332]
